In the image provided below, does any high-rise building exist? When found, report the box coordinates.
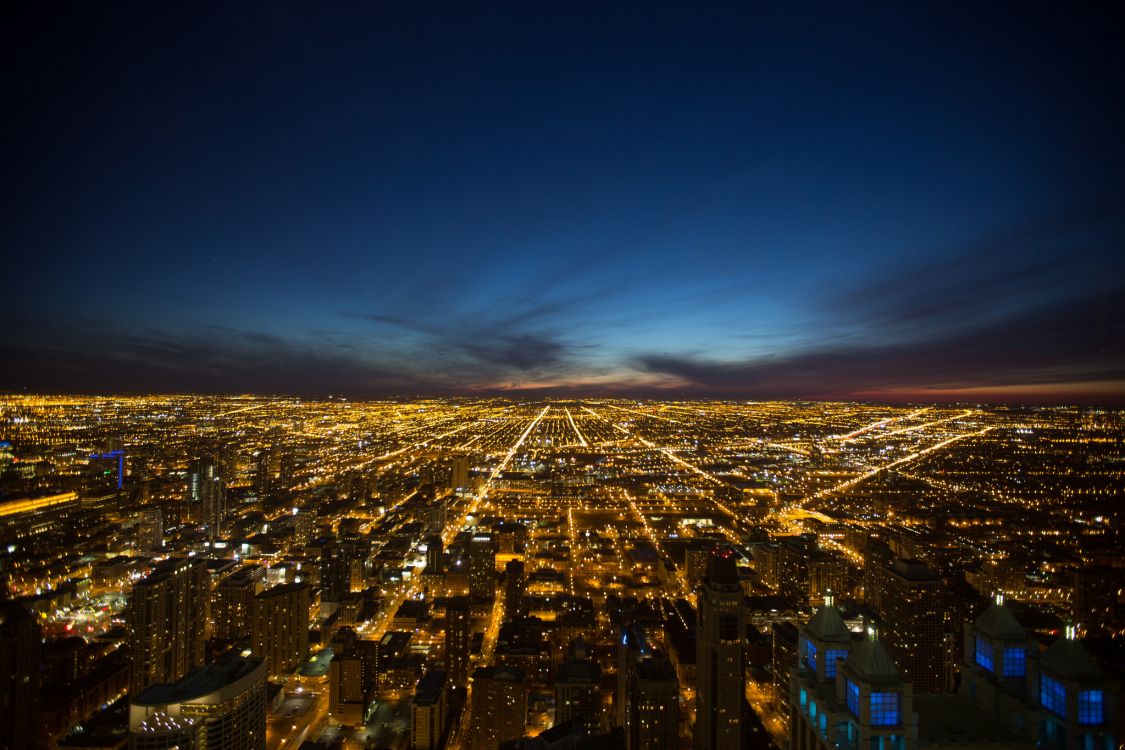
[451,455,470,492]
[426,534,444,574]
[619,637,679,750]
[128,653,267,750]
[188,457,225,541]
[251,582,310,674]
[469,665,527,750]
[790,629,916,750]
[321,542,353,604]
[1072,566,1119,633]
[1,601,42,750]
[129,558,209,695]
[469,534,496,599]
[446,596,471,688]
[213,565,264,641]
[329,650,367,726]
[778,535,816,605]
[696,547,743,750]
[875,559,946,693]
[412,669,449,750]
[555,638,602,735]
[505,559,526,618]
[135,508,164,554]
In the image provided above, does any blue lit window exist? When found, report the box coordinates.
[826,649,848,678]
[800,688,807,708]
[1040,675,1066,718]
[805,639,818,671]
[974,636,993,672]
[1002,647,1025,677]
[870,692,901,726]
[846,679,860,716]
[809,700,817,719]
[1078,690,1103,725]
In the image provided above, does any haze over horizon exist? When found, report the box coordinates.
[7,3,1124,403]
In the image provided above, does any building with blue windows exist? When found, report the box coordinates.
[789,595,918,750]
[961,595,1119,750]
[789,594,1120,750]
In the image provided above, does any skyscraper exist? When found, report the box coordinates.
[451,455,470,492]
[188,457,225,542]
[135,507,164,554]
[505,558,526,618]
[412,669,449,750]
[696,547,743,750]
[212,565,264,641]
[1,601,42,750]
[320,542,352,604]
[446,595,471,688]
[875,559,946,693]
[469,534,496,600]
[555,638,602,735]
[618,635,679,750]
[251,582,310,674]
[129,558,209,695]
[470,665,527,750]
[129,653,267,750]
[426,534,444,574]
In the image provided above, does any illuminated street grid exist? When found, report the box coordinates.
[0,396,1120,748]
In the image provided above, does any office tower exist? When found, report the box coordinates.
[426,534,444,574]
[618,632,679,750]
[791,630,917,750]
[251,582,310,674]
[696,548,743,750]
[188,457,225,541]
[469,665,527,750]
[555,638,602,735]
[875,559,946,693]
[778,535,816,605]
[772,621,799,722]
[213,565,264,641]
[469,534,496,599]
[1072,566,1118,633]
[451,454,470,492]
[321,542,352,603]
[446,596,471,687]
[135,508,164,553]
[788,595,856,749]
[808,552,847,604]
[505,559,526,618]
[329,650,367,726]
[412,669,449,750]
[129,653,267,750]
[1,601,42,750]
[253,448,272,506]
[129,558,209,694]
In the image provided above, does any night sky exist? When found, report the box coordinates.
[6,3,1124,402]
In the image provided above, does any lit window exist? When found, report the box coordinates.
[1078,690,1103,725]
[974,636,993,672]
[1040,675,1066,718]
[870,692,900,726]
[846,679,860,716]
[826,649,848,678]
[1002,647,1025,677]
[805,639,818,671]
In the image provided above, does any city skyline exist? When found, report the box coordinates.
[7,4,1124,403]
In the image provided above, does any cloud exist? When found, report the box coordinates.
[632,286,1125,401]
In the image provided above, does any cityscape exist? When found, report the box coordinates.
[5,3,1124,750]
[0,396,1120,749]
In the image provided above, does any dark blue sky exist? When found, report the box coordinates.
[6,3,1124,401]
